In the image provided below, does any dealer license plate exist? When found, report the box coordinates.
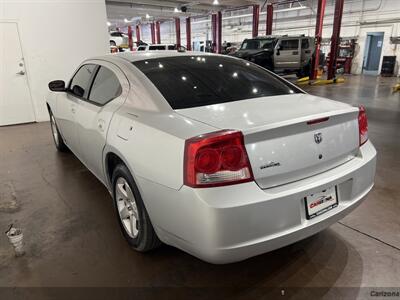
[304,186,338,219]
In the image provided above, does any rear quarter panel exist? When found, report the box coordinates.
[105,108,218,191]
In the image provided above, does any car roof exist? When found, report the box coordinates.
[91,51,220,63]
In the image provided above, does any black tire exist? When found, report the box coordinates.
[297,60,312,78]
[112,164,161,252]
[49,110,69,152]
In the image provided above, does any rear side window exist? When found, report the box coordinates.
[69,64,96,98]
[88,67,122,105]
[301,38,310,49]
[279,39,299,50]
[132,56,301,109]
[168,45,176,50]
[138,46,146,51]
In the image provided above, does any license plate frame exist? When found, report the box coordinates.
[304,186,339,220]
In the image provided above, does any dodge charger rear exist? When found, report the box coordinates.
[47,53,376,264]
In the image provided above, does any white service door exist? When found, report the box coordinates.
[0,22,35,126]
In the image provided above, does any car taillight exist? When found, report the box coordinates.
[184,130,254,188]
[358,105,368,146]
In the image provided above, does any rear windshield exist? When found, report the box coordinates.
[132,56,301,109]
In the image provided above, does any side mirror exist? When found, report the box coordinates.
[72,85,85,98]
[48,80,65,92]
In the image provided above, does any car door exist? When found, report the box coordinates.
[74,61,129,183]
[56,64,97,154]
[274,38,300,70]
[301,38,313,66]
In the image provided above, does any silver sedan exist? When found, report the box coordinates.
[46,52,376,263]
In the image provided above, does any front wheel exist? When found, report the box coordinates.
[112,164,161,252]
[49,111,68,152]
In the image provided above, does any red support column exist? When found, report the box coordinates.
[175,18,181,48]
[327,0,345,80]
[252,4,260,38]
[186,17,192,50]
[217,11,222,54]
[127,25,133,50]
[310,0,326,80]
[211,13,217,53]
[150,22,156,44]
[266,4,273,35]
[135,25,141,43]
[156,21,161,44]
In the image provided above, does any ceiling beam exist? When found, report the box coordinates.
[105,0,230,12]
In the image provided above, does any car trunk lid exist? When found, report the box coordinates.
[176,94,360,189]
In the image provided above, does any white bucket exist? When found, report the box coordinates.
[6,227,25,257]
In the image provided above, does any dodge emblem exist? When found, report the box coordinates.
[314,132,323,144]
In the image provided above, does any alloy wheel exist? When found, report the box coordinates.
[115,177,139,238]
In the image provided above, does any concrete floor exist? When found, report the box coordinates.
[0,75,399,299]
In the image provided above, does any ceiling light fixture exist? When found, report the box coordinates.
[124,18,129,23]
[174,7,179,13]
[107,21,111,26]
[213,0,219,5]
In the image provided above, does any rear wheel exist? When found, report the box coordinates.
[112,164,161,252]
[49,111,68,152]
[110,40,116,47]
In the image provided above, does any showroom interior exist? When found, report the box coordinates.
[0,0,399,299]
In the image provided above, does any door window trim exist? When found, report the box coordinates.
[66,64,99,101]
[66,60,129,107]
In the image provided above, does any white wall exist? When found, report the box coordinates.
[137,0,400,76]
[0,0,109,122]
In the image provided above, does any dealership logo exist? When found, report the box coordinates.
[314,132,323,144]
[309,195,334,209]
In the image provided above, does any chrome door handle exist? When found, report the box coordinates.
[16,70,25,75]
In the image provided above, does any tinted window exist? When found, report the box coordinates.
[88,67,122,105]
[241,40,260,50]
[241,39,275,50]
[279,39,299,50]
[168,45,176,50]
[111,32,123,37]
[261,40,275,49]
[138,46,146,51]
[69,64,96,98]
[149,45,166,50]
[133,56,301,109]
[301,38,309,49]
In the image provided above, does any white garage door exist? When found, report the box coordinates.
[0,22,35,126]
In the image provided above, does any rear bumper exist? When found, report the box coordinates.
[139,141,376,264]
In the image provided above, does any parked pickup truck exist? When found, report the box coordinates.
[231,35,316,77]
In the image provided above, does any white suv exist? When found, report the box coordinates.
[109,31,128,48]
